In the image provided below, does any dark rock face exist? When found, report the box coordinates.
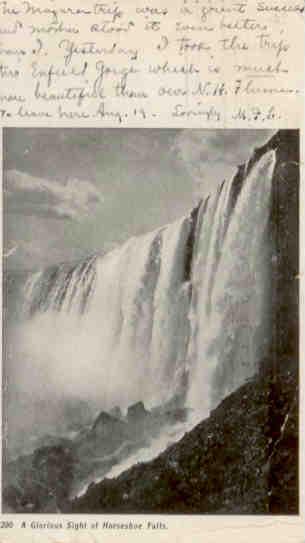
[270,131,299,362]
[127,401,149,422]
[72,362,298,514]
[183,201,202,282]
[91,411,127,436]
[76,411,130,463]
[266,359,298,514]
[2,400,190,513]
[3,445,75,513]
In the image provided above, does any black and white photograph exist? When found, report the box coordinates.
[2,128,299,515]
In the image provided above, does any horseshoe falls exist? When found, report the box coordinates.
[187,149,275,415]
[6,144,277,454]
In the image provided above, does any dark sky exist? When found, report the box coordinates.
[3,128,274,270]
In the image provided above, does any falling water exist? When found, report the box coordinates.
[6,147,276,459]
[10,216,193,428]
[187,149,276,416]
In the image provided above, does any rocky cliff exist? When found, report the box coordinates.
[73,359,298,514]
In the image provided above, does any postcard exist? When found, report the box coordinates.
[0,0,304,541]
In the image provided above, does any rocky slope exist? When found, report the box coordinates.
[72,358,298,514]
[2,402,189,513]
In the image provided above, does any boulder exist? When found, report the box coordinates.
[127,401,149,423]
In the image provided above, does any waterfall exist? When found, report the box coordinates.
[6,145,277,448]
[187,149,276,415]
[13,216,193,424]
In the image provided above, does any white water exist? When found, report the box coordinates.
[187,150,276,416]
[8,217,192,435]
[6,149,276,460]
